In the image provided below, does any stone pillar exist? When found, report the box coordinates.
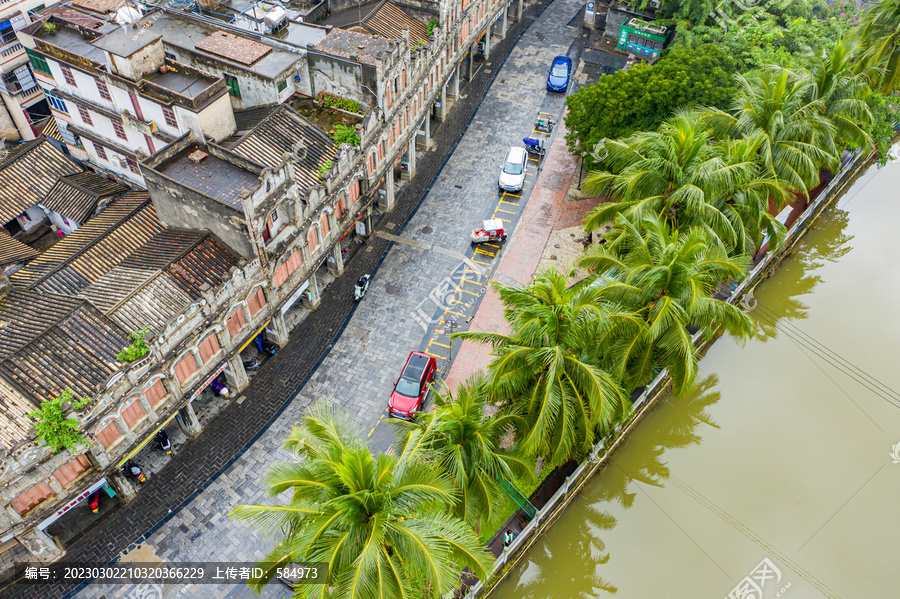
[303,271,322,309]
[484,29,491,60]
[380,169,396,212]
[437,84,448,121]
[268,311,289,347]
[365,207,374,237]
[18,528,64,563]
[110,471,137,501]
[517,0,523,21]
[502,7,508,37]
[328,242,345,276]
[423,113,431,146]
[402,140,416,181]
[449,64,460,98]
[177,402,202,437]
[224,354,249,392]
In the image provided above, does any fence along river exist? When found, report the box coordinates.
[489,148,900,598]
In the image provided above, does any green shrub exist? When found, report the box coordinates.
[331,124,360,146]
[426,18,438,38]
[314,92,363,114]
[317,160,332,180]
[116,326,150,363]
[28,388,92,453]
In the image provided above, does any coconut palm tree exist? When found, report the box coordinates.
[801,39,874,154]
[454,268,635,464]
[577,214,755,395]
[854,0,900,93]
[394,373,534,533]
[702,68,838,198]
[583,110,788,255]
[229,403,492,599]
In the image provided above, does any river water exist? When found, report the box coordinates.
[491,151,900,599]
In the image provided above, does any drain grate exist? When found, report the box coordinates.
[385,222,396,230]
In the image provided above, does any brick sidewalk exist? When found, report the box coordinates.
[5,2,557,597]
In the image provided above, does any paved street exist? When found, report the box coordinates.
[20,1,592,598]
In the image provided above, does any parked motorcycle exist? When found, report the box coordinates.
[254,334,278,355]
[123,460,146,483]
[354,275,371,302]
[523,137,545,157]
[89,489,101,513]
[210,377,230,397]
[156,428,173,455]
[535,118,555,133]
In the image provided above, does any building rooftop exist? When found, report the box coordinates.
[158,146,261,209]
[0,138,83,225]
[228,104,336,196]
[312,28,393,66]
[143,67,215,98]
[10,193,160,296]
[81,229,240,333]
[0,234,39,268]
[0,287,129,412]
[33,20,107,65]
[195,30,272,65]
[323,0,428,43]
[41,172,129,224]
[90,24,162,57]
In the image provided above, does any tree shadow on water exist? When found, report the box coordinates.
[504,375,723,599]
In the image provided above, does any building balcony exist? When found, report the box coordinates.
[0,40,23,59]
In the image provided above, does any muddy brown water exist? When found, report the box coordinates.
[491,152,900,598]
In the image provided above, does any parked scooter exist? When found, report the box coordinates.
[89,489,101,513]
[354,274,371,302]
[535,118,555,133]
[254,334,278,355]
[523,137,545,157]
[123,460,146,483]
[156,428,173,455]
[243,359,260,374]
[210,377,230,397]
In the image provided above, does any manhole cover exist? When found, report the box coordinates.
[454,185,463,189]
[385,284,400,295]
[385,222,396,230]
[421,226,433,234]
[536,32,546,41]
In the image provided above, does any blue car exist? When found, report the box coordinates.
[547,55,572,92]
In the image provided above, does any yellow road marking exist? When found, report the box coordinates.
[424,350,447,360]
[482,242,501,247]
[475,248,495,256]
[473,258,492,265]
[368,410,389,437]
[493,217,511,223]
[458,288,479,296]
[502,192,522,198]
[495,208,516,214]
[499,199,518,206]
[444,309,466,317]
[460,275,482,285]
[539,111,557,116]
[528,157,540,162]
[430,340,451,349]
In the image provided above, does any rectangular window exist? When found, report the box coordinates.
[96,79,111,101]
[144,379,167,407]
[248,288,266,316]
[121,399,145,429]
[52,455,92,488]
[112,119,127,140]
[269,208,278,226]
[77,105,92,126]
[226,307,246,336]
[25,48,50,76]
[348,180,361,206]
[277,80,287,92]
[45,89,68,114]
[308,227,319,253]
[162,105,177,128]
[175,355,198,384]
[60,64,76,87]
[125,156,140,174]
[94,143,108,161]
[198,334,220,364]
[224,73,241,98]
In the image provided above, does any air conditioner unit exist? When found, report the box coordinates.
[649,0,661,8]
[115,156,128,168]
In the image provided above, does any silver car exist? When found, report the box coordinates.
[498,147,527,192]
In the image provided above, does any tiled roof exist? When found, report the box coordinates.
[81,230,240,333]
[41,172,128,224]
[0,289,128,405]
[362,2,429,43]
[196,31,272,66]
[312,28,393,67]
[41,117,63,142]
[233,104,280,134]
[0,233,39,268]
[47,5,106,29]
[10,192,160,295]
[0,138,82,224]
[231,105,337,195]
[70,0,124,14]
[0,383,35,451]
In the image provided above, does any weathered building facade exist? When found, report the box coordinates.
[0,0,530,568]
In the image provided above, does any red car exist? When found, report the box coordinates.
[389,351,437,420]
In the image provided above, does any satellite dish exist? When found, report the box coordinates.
[115,6,142,25]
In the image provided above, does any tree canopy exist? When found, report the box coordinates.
[565,44,737,168]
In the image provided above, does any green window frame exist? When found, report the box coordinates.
[26,48,50,76]
[277,80,286,92]
[224,73,241,98]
